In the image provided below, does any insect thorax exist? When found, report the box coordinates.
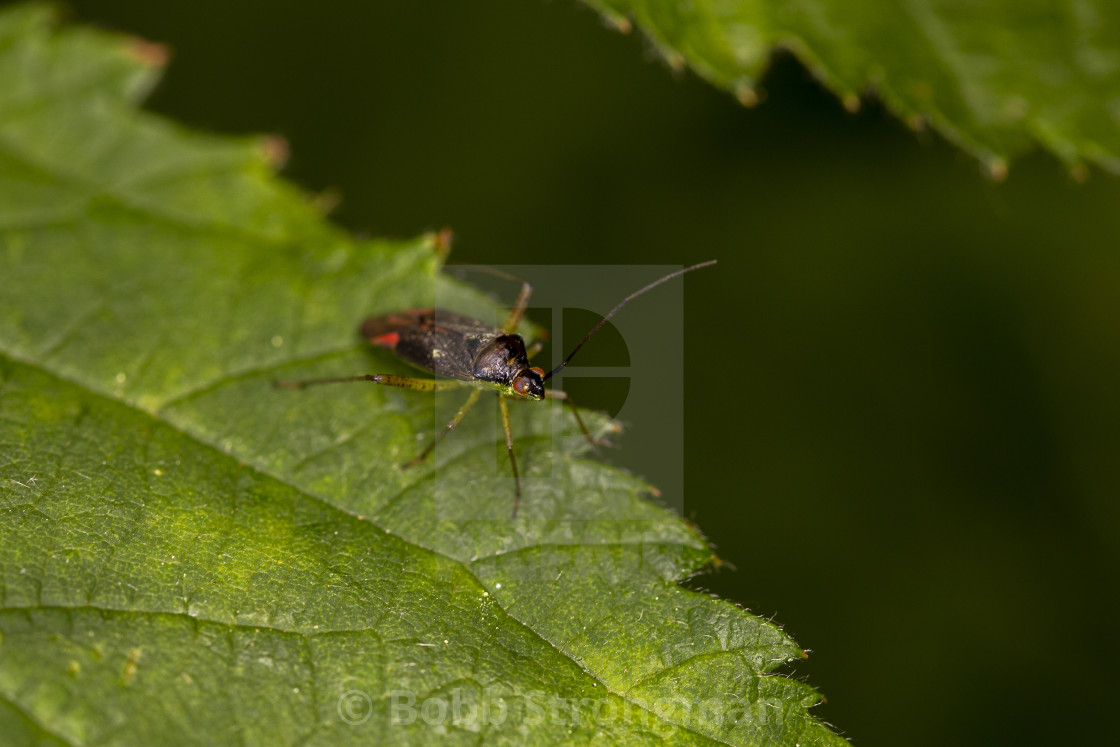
[471,334,530,386]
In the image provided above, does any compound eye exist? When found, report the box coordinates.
[530,367,545,378]
[513,377,529,396]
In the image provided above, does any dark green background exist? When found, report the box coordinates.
[52,1,1120,744]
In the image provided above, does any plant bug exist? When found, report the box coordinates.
[275,260,716,516]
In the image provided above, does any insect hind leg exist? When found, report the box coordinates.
[274,374,463,392]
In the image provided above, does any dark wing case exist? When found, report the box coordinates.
[360,309,504,381]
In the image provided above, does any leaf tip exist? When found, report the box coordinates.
[665,50,687,73]
[609,15,633,34]
[906,113,927,133]
[124,36,171,68]
[987,158,1009,182]
[309,187,343,215]
[428,227,454,261]
[259,134,290,168]
[735,84,760,108]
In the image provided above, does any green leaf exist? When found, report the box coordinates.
[581,0,1120,178]
[0,6,842,745]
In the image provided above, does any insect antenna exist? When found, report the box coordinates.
[543,260,716,382]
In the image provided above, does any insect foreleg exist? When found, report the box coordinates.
[404,387,483,468]
[545,388,609,449]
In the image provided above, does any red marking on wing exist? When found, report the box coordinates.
[360,309,434,340]
[371,331,400,350]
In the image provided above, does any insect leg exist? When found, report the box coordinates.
[498,396,522,517]
[404,387,483,468]
[502,279,533,333]
[451,264,533,334]
[544,388,609,448]
[274,374,463,392]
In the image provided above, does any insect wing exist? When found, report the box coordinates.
[361,309,500,381]
[360,310,425,352]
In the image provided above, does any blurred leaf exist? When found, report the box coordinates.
[0,5,843,745]
[582,0,1120,178]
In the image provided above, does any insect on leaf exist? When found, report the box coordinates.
[0,6,844,745]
